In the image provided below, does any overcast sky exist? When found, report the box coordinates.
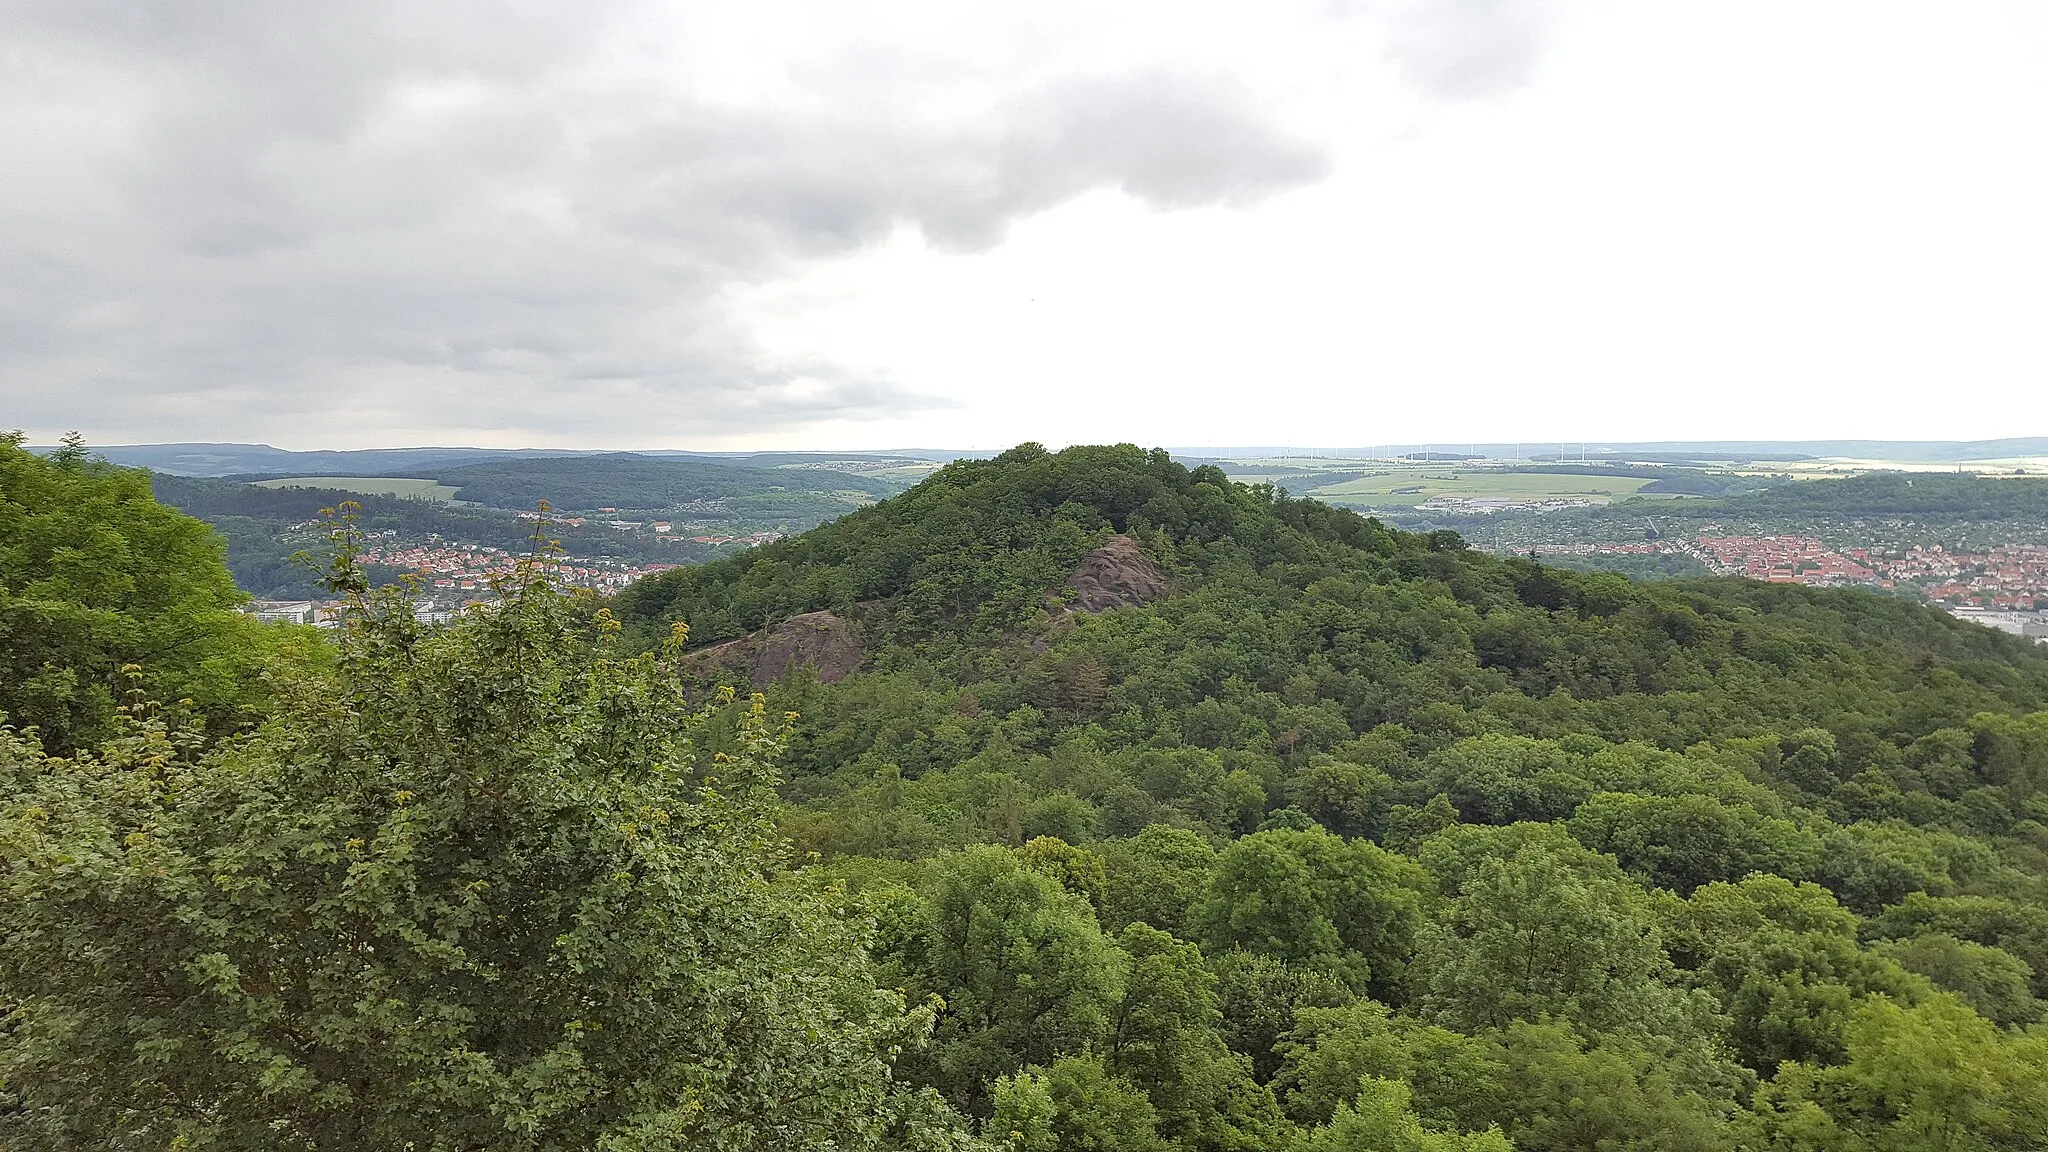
[4,1,2045,450]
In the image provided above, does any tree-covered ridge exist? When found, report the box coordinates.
[1723,471,2048,521]
[423,452,899,510]
[616,443,2048,1150]
[1455,470,2048,549]
[151,472,710,597]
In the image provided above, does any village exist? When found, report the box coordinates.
[242,541,684,628]
[513,507,786,548]
[1532,535,2048,639]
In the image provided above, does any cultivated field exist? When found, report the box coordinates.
[1302,469,1655,507]
[251,476,462,501]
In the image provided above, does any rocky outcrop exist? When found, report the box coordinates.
[1061,534,1169,614]
[683,610,864,688]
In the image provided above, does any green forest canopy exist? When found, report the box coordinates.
[7,438,2048,1150]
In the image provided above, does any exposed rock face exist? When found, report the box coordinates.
[1063,534,1169,614]
[684,610,864,687]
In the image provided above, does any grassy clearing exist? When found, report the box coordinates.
[251,476,462,501]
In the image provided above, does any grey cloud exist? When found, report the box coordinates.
[0,1,1526,443]
[587,74,1328,256]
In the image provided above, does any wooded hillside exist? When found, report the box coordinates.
[8,439,2048,1150]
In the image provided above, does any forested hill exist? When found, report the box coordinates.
[617,443,2048,748]
[612,442,2048,1150]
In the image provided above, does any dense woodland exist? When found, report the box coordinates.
[7,436,2048,1149]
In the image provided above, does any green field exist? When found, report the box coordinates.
[1305,469,1655,507]
[252,476,461,501]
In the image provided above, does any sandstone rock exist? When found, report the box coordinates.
[683,610,863,688]
[1063,533,1169,614]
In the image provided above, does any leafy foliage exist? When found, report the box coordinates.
[0,432,288,752]
[0,557,961,1150]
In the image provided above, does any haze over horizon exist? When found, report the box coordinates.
[6,2,2045,450]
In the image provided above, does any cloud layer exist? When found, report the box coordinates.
[1,0,1567,444]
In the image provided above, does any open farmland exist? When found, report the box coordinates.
[252,476,462,501]
[1304,467,1656,507]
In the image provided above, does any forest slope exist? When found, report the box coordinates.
[615,442,2048,1150]
[10,437,2048,1150]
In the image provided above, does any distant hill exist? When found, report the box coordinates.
[1580,471,2048,527]
[1170,439,2048,464]
[1720,471,2048,520]
[146,452,922,596]
[67,443,964,478]
[80,443,586,477]
[1440,469,2048,561]
[149,474,707,597]
[419,453,900,511]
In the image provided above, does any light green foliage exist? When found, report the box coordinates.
[1018,835,1110,909]
[1420,735,1592,826]
[1039,1054,1170,1152]
[0,568,955,1150]
[989,1069,1059,1152]
[1279,1009,1735,1151]
[0,432,279,752]
[1210,949,1356,1085]
[1299,1078,1513,1152]
[1568,791,1822,893]
[1276,1001,1506,1131]
[1748,994,2048,1151]
[1193,827,1428,997]
[1489,1022,1730,1152]
[1104,924,1285,1151]
[1966,710,2048,810]
[1288,758,1395,839]
[1816,820,2000,914]
[1098,824,1220,936]
[1868,893,2048,999]
[1671,876,1923,1074]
